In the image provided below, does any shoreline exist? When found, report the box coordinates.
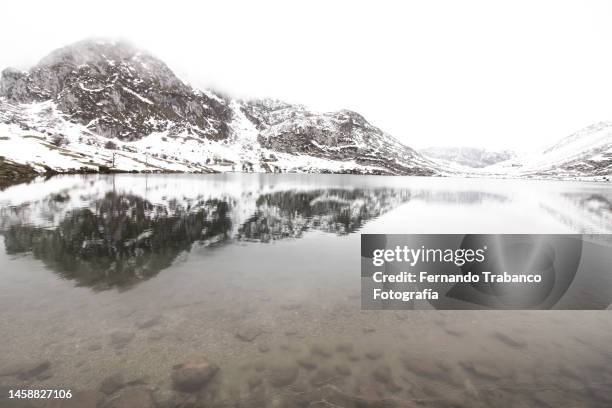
[0,160,610,191]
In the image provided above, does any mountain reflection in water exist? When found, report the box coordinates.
[237,189,410,242]
[0,173,611,291]
[3,193,232,290]
[0,180,411,289]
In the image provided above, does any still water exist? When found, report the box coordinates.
[0,173,611,407]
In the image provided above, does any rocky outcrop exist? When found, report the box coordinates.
[1,40,232,141]
[0,158,38,189]
[243,99,439,175]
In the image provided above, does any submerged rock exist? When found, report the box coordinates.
[148,331,165,341]
[87,343,102,351]
[347,353,361,362]
[135,316,162,330]
[100,373,125,395]
[0,360,51,380]
[334,364,352,376]
[307,385,370,408]
[109,331,135,349]
[355,381,380,400]
[46,390,102,408]
[365,350,383,360]
[492,331,527,349]
[460,360,502,380]
[443,326,466,337]
[248,376,263,390]
[372,366,402,393]
[372,366,393,384]
[310,368,337,387]
[253,360,266,373]
[104,387,154,408]
[268,363,299,387]
[297,357,318,371]
[171,358,219,392]
[235,326,263,342]
[363,326,376,333]
[335,342,354,354]
[280,302,303,311]
[310,344,333,358]
[37,369,53,380]
[401,357,447,379]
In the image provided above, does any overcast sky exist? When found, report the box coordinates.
[1,0,611,151]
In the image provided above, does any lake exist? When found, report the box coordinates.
[1,173,612,407]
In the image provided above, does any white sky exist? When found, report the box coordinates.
[1,0,611,151]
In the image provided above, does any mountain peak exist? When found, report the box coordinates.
[1,38,186,102]
[36,38,141,68]
[0,38,232,141]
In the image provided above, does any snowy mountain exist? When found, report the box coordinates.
[1,39,610,182]
[242,99,438,175]
[489,122,612,180]
[0,39,441,178]
[419,147,516,169]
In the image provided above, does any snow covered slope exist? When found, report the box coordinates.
[0,39,441,177]
[489,122,612,180]
[420,147,516,169]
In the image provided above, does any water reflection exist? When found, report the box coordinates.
[0,183,412,289]
[539,192,612,234]
[237,189,411,241]
[4,193,232,290]
[411,190,509,204]
[0,174,611,292]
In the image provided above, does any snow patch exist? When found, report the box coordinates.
[122,86,154,105]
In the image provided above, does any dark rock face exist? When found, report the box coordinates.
[243,99,438,175]
[0,40,232,141]
[0,68,28,99]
